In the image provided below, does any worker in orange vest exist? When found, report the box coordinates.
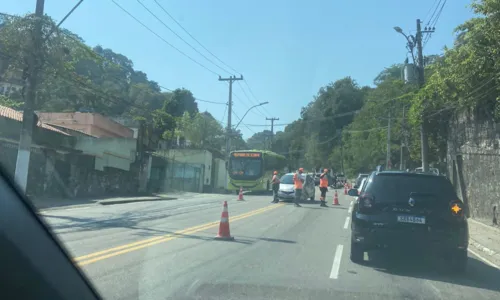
[293,168,305,207]
[319,168,329,207]
[271,171,280,203]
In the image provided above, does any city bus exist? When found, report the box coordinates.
[227,150,287,193]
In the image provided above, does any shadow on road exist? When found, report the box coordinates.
[132,229,297,246]
[362,249,500,293]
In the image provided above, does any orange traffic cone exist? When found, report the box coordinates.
[215,201,234,241]
[237,187,244,201]
[333,190,340,205]
[344,184,348,195]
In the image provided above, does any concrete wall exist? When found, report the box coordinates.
[447,113,500,221]
[74,137,136,171]
[213,158,227,191]
[0,140,140,200]
[166,149,212,188]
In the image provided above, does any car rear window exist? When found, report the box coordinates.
[280,174,294,184]
[364,174,457,203]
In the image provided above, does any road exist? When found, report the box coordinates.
[41,189,500,300]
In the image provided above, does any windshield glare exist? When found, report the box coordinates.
[229,158,262,177]
[280,174,294,184]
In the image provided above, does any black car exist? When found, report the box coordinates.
[347,171,469,271]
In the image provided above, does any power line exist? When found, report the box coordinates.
[148,0,266,117]
[152,0,240,75]
[236,81,266,117]
[136,0,230,75]
[111,0,219,76]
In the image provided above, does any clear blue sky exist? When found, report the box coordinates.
[4,0,475,139]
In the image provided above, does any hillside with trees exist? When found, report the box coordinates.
[244,0,500,176]
[0,13,246,155]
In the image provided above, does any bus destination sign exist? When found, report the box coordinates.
[232,152,261,158]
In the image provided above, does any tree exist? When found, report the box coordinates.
[163,88,199,117]
[176,111,224,151]
[246,130,272,150]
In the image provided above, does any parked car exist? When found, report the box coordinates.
[354,173,369,188]
[348,171,468,272]
[414,167,440,176]
[277,173,315,202]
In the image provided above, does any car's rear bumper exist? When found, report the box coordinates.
[352,225,468,252]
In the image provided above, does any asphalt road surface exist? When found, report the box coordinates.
[41,189,500,300]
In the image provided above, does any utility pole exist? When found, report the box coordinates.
[219,75,243,191]
[14,0,45,192]
[416,19,434,172]
[266,117,279,150]
[218,75,243,154]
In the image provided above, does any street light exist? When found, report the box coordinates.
[234,102,269,130]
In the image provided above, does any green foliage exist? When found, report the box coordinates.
[0,13,205,150]
[0,94,22,109]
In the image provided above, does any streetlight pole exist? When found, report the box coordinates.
[233,102,269,130]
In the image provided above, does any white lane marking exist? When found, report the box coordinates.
[468,248,500,269]
[348,206,353,214]
[329,244,344,279]
[343,217,350,229]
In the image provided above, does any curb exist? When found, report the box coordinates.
[98,197,177,205]
[469,238,497,257]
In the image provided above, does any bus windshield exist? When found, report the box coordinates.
[229,157,263,179]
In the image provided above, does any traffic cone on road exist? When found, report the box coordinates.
[333,190,340,205]
[344,184,348,195]
[237,187,244,201]
[215,201,234,241]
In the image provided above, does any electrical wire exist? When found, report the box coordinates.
[152,0,240,75]
[111,0,220,76]
[136,0,231,75]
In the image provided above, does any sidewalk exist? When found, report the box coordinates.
[468,218,500,268]
[32,191,231,211]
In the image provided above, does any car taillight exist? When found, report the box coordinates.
[450,200,465,218]
[358,194,374,213]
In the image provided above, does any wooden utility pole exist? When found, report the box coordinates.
[14,0,45,192]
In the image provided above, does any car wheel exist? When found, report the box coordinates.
[449,249,467,273]
[350,240,364,263]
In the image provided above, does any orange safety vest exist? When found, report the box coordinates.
[293,173,303,189]
[319,173,329,188]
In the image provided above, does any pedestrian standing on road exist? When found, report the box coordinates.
[319,168,329,207]
[293,168,305,207]
[271,171,280,203]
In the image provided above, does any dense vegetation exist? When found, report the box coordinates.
[0,13,246,155]
[246,0,500,176]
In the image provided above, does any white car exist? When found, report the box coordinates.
[277,173,316,202]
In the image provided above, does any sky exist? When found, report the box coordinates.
[3,0,476,139]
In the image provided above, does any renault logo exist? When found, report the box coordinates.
[408,198,416,207]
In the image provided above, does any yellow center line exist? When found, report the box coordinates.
[75,203,284,266]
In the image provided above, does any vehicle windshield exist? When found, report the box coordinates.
[229,157,262,178]
[280,174,294,184]
[2,1,499,299]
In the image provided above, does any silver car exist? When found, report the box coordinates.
[277,173,316,202]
